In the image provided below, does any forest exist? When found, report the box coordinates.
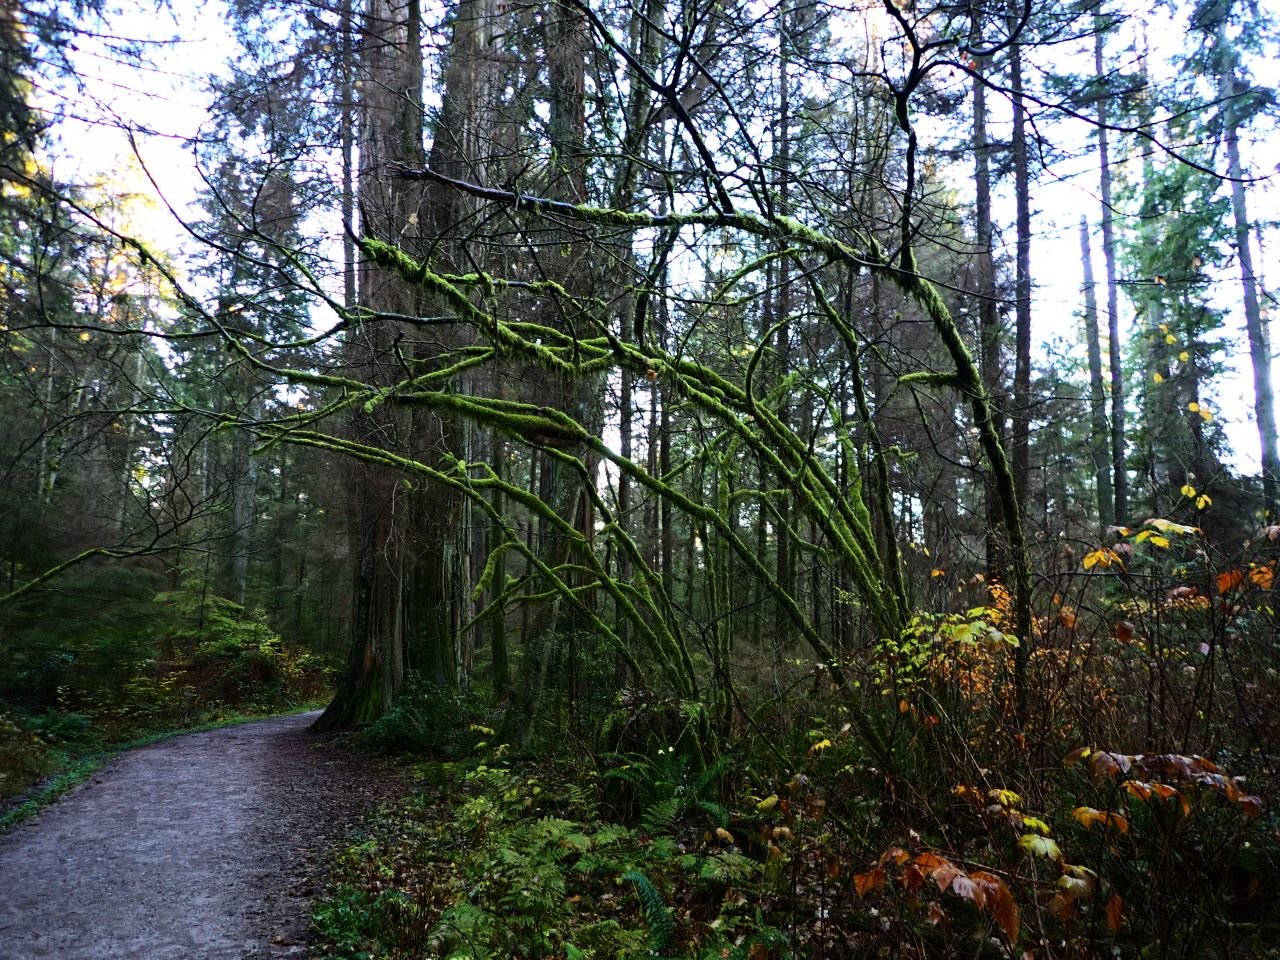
[1,0,1278,955]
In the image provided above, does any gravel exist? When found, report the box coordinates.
[0,711,405,959]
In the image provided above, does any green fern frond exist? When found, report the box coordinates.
[640,796,681,835]
[727,926,787,960]
[695,799,730,828]
[622,870,674,955]
[694,753,733,796]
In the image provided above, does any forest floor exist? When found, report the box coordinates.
[0,711,406,959]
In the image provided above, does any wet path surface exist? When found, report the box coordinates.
[0,712,400,959]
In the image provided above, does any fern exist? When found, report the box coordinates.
[680,851,761,885]
[622,870,675,956]
[693,753,733,798]
[695,798,730,828]
[727,926,787,960]
[640,795,681,835]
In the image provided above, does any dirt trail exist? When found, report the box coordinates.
[0,711,402,959]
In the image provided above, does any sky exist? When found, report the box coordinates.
[32,0,1280,474]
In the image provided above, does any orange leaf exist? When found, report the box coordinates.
[1238,794,1265,818]
[1089,751,1133,780]
[878,846,910,867]
[1048,893,1076,924]
[914,851,948,870]
[971,870,1020,943]
[1058,607,1078,629]
[931,861,962,893]
[1216,569,1245,594]
[1072,806,1103,828]
[903,863,925,892]
[1122,779,1152,801]
[926,900,947,926]
[1073,806,1130,833]
[1105,893,1124,933]
[854,867,884,897]
[949,875,987,910]
[1249,564,1275,589]
[1114,620,1135,643]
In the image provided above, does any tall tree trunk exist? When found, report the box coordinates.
[1219,41,1277,518]
[316,0,425,730]
[1008,10,1032,523]
[1080,216,1116,529]
[499,0,603,744]
[340,0,356,311]
[970,14,1006,582]
[1095,16,1127,521]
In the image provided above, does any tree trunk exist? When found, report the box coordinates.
[1080,216,1116,529]
[970,22,1006,583]
[316,0,426,731]
[1095,17,1127,522]
[1220,44,1277,518]
[1008,36,1033,530]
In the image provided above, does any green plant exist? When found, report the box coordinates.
[0,711,57,801]
[622,870,674,955]
[359,673,489,756]
[602,748,732,835]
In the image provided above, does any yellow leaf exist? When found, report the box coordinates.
[1017,834,1063,860]
[930,567,946,578]
[1199,406,1213,422]
[1072,806,1129,832]
[756,794,779,812]
[79,331,92,342]
[1149,534,1171,549]
[1180,484,1196,498]
[1058,873,1092,898]
[1165,333,1177,344]
[1153,372,1164,384]
[1159,323,1169,333]
[1196,494,1212,510]
[714,826,735,844]
[1179,350,1190,362]
[988,788,1021,807]
[1082,547,1123,570]
[1063,747,1092,767]
[1188,402,1200,413]
[807,738,832,757]
[1144,518,1198,535]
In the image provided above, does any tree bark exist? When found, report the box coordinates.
[1095,17,1127,522]
[1219,39,1277,518]
[1080,216,1116,530]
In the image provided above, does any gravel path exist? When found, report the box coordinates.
[0,711,402,959]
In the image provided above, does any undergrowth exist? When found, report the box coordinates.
[313,524,1280,958]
